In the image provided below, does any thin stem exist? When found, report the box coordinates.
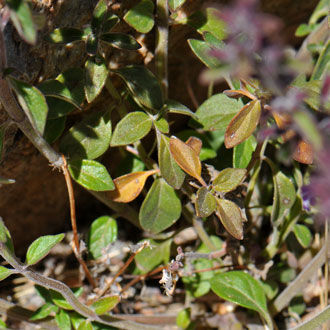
[155,0,169,99]
[61,155,96,288]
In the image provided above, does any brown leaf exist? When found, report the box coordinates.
[106,169,158,203]
[225,99,261,149]
[185,136,202,156]
[293,140,313,165]
[223,89,256,100]
[169,136,206,186]
[216,198,244,240]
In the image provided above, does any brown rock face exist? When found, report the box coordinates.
[0,0,319,253]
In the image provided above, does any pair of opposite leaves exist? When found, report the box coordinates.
[107,136,246,239]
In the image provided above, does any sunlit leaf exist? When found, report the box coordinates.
[139,179,181,233]
[225,99,261,149]
[88,216,117,259]
[44,28,84,44]
[176,308,191,329]
[25,234,65,265]
[224,89,256,100]
[154,117,169,133]
[233,134,257,168]
[92,296,120,315]
[194,93,242,131]
[211,271,272,330]
[185,136,202,156]
[69,159,114,191]
[124,0,155,33]
[158,134,185,189]
[111,111,152,146]
[293,224,312,248]
[100,33,141,50]
[30,303,58,321]
[169,136,205,186]
[50,288,82,311]
[55,309,71,330]
[292,140,313,165]
[216,198,244,240]
[91,0,108,32]
[7,0,37,44]
[113,65,163,110]
[85,56,108,103]
[78,320,93,330]
[195,187,216,218]
[0,266,15,281]
[107,170,157,203]
[10,78,48,135]
[135,238,172,272]
[213,168,246,193]
[165,99,196,118]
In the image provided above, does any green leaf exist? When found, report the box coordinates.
[38,80,82,110]
[225,100,261,149]
[26,234,65,266]
[100,33,141,50]
[115,154,145,177]
[102,14,120,33]
[213,168,246,193]
[0,318,6,328]
[312,38,330,80]
[139,178,181,233]
[10,78,48,135]
[92,0,108,32]
[169,0,186,11]
[86,33,99,56]
[270,166,296,223]
[309,0,329,24]
[157,133,185,189]
[216,198,244,240]
[55,309,71,330]
[68,159,114,192]
[165,100,196,118]
[30,303,58,321]
[295,23,314,37]
[293,224,312,248]
[44,28,84,44]
[60,111,111,160]
[176,308,191,329]
[43,116,66,144]
[85,57,108,103]
[135,239,172,272]
[124,0,155,33]
[195,187,216,218]
[194,93,242,131]
[111,111,152,146]
[50,288,83,310]
[7,0,37,44]
[188,38,223,69]
[261,280,279,300]
[233,134,257,168]
[154,117,169,133]
[288,295,306,316]
[113,65,164,110]
[211,271,272,330]
[92,296,120,315]
[78,320,93,330]
[88,216,117,259]
[0,266,15,281]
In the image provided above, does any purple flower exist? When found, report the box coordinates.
[271,88,306,113]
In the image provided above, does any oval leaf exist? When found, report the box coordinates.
[68,159,114,191]
[225,99,261,149]
[30,303,59,321]
[113,65,163,110]
[111,111,152,146]
[101,32,141,50]
[106,170,157,203]
[88,216,117,259]
[194,93,242,131]
[78,320,93,330]
[139,178,181,233]
[44,28,84,44]
[43,116,66,144]
[293,140,313,165]
[233,134,257,169]
[85,56,108,103]
[10,78,48,135]
[92,296,120,315]
[0,266,15,281]
[165,99,196,118]
[60,111,111,160]
[213,168,247,193]
[26,234,65,266]
[92,0,108,32]
[169,136,205,186]
[50,288,83,310]
[124,0,155,33]
[196,187,217,218]
[55,309,71,330]
[210,271,272,330]
[293,224,312,248]
[158,134,185,189]
[216,198,244,240]
[185,136,202,156]
[154,117,169,134]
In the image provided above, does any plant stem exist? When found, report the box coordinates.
[155,0,169,99]
[61,155,96,288]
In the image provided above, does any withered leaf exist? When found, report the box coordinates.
[185,136,202,156]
